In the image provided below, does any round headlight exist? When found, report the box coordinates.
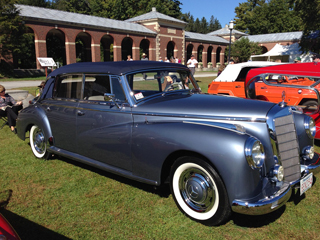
[245,137,265,169]
[303,146,314,160]
[273,165,284,182]
[304,116,316,139]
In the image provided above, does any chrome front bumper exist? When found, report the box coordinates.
[232,153,320,215]
[231,183,292,215]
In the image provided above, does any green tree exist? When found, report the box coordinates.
[51,0,182,20]
[228,37,262,63]
[193,18,200,32]
[208,15,221,32]
[0,0,26,61]
[17,0,49,7]
[290,0,320,53]
[234,0,302,35]
[200,17,208,33]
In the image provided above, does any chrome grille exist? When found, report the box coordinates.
[274,114,300,182]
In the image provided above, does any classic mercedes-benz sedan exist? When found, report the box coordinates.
[16,61,320,225]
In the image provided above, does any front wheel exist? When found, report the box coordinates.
[170,157,231,225]
[30,125,50,159]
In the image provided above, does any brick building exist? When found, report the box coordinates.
[4,5,304,70]
[14,4,229,69]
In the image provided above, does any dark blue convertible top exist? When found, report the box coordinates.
[47,61,189,77]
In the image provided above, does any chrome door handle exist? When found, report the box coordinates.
[77,110,85,116]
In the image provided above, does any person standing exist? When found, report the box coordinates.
[313,54,320,63]
[141,53,148,80]
[187,55,198,75]
[141,53,148,61]
[127,55,133,61]
[294,57,301,63]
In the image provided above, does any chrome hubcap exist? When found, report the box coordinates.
[33,128,45,154]
[179,168,216,212]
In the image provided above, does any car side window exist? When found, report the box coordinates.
[84,75,111,101]
[54,74,83,99]
[111,76,126,102]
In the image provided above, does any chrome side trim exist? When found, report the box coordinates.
[232,184,292,215]
[133,112,266,123]
[183,121,247,134]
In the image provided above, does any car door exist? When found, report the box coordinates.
[41,74,82,153]
[76,74,133,171]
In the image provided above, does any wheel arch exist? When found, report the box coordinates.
[161,150,219,185]
[17,106,53,142]
[299,98,318,105]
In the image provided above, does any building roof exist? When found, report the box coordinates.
[246,31,302,43]
[16,4,156,35]
[207,24,248,37]
[126,7,186,25]
[185,31,229,44]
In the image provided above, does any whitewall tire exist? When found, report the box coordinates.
[170,157,231,225]
[30,125,50,159]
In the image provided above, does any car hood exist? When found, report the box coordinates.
[133,92,276,119]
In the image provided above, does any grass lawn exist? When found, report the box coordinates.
[0,77,320,239]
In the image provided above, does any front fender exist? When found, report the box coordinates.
[16,104,52,142]
[131,118,263,204]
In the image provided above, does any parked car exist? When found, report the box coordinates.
[245,62,320,138]
[207,61,282,96]
[16,61,319,225]
[0,213,20,240]
[245,62,320,107]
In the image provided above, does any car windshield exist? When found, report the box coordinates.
[126,69,199,101]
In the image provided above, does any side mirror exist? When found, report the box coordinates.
[104,93,120,108]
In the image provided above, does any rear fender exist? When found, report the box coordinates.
[17,105,52,142]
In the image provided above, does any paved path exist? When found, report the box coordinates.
[0,72,216,90]
[0,81,43,89]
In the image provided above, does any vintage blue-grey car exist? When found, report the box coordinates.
[17,61,319,225]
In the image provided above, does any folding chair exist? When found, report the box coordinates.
[0,116,8,130]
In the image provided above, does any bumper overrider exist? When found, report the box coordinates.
[232,152,320,215]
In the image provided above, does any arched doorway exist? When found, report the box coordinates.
[167,41,175,61]
[46,29,66,66]
[261,46,268,54]
[197,45,204,62]
[13,27,36,69]
[207,46,213,63]
[140,39,150,59]
[76,32,92,62]
[121,37,133,61]
[187,44,193,61]
[101,35,113,62]
[216,47,222,65]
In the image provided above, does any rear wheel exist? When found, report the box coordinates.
[303,100,318,111]
[170,157,231,225]
[30,125,50,159]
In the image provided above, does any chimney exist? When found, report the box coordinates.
[152,7,156,12]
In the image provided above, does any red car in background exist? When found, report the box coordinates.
[245,62,320,139]
[0,213,20,240]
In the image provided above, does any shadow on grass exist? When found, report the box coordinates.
[0,208,72,240]
[231,206,286,228]
[0,189,71,240]
[55,155,171,198]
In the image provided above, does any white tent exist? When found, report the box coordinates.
[250,43,313,63]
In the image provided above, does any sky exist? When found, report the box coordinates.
[180,0,244,27]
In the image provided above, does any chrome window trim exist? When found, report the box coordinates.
[122,68,198,105]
